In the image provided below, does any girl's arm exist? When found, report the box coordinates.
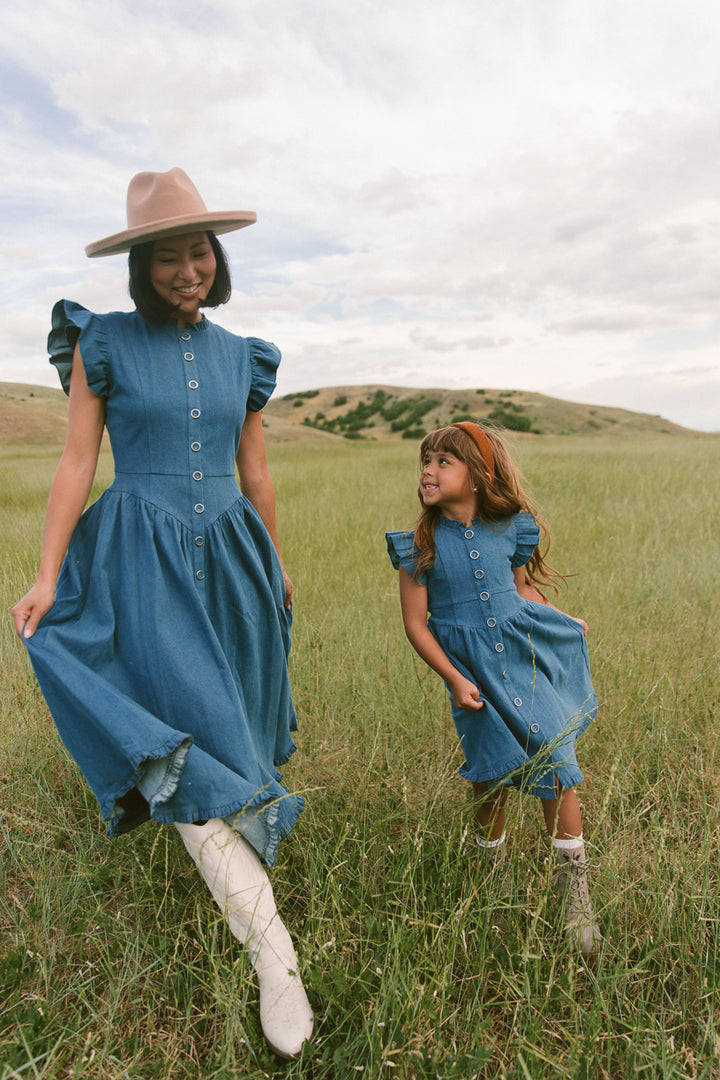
[398,567,483,711]
[236,408,292,609]
[12,344,106,638]
[513,567,588,635]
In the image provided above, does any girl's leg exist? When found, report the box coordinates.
[540,780,601,955]
[472,781,511,928]
[472,780,508,842]
[541,781,583,840]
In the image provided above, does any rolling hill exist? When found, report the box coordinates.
[262,384,698,441]
[0,380,702,447]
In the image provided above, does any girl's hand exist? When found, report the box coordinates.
[399,569,484,711]
[449,675,484,711]
[11,580,56,640]
[514,567,589,636]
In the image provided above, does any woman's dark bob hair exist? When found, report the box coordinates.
[128,231,232,324]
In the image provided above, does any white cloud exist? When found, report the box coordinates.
[1,0,720,429]
[551,369,720,433]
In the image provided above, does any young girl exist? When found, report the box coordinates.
[386,421,601,953]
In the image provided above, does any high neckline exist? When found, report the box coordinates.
[436,514,480,530]
[159,314,210,335]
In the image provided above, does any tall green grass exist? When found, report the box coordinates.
[1,434,719,1079]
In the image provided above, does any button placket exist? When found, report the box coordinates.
[464,531,503,656]
[182,328,206,599]
[459,525,512,679]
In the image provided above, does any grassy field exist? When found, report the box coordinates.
[1,432,719,1079]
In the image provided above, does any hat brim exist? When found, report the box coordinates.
[85,211,257,258]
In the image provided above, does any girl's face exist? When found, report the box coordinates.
[420,449,476,522]
[149,232,217,325]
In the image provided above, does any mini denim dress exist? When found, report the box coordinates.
[23,301,303,865]
[386,514,597,797]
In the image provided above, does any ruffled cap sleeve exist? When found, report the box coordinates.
[386,530,426,584]
[48,300,110,398]
[510,512,540,568]
[246,337,281,412]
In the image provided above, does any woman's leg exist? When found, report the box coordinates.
[175,818,313,1058]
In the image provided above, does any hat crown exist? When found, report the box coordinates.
[85,166,256,257]
[127,168,208,229]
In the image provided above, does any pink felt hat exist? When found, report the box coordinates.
[85,167,257,258]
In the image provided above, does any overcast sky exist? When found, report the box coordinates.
[1,0,718,430]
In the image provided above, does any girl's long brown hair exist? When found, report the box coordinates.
[413,424,566,592]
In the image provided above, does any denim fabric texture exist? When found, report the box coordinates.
[386,513,597,796]
[24,301,302,865]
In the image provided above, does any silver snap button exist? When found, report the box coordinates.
[188,379,199,389]
[190,441,201,452]
[184,352,194,362]
[190,408,201,418]
[530,722,540,733]
[194,503,205,514]
[480,591,490,601]
[195,569,205,581]
[181,332,191,341]
[194,536,204,547]
[495,643,504,653]
[469,550,480,560]
[513,697,523,707]
[193,471,203,481]
[464,529,474,539]
[487,618,497,627]
[474,569,484,579]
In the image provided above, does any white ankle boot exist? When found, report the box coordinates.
[554,842,602,956]
[175,818,314,1058]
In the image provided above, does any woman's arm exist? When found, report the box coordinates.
[398,567,483,711]
[12,344,106,638]
[235,408,292,608]
[513,567,588,635]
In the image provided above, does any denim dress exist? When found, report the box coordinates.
[386,514,597,796]
[23,301,302,865]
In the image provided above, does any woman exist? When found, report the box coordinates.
[12,168,314,1058]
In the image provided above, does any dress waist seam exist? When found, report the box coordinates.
[113,471,236,479]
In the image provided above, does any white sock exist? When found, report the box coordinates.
[476,830,506,849]
[552,833,584,851]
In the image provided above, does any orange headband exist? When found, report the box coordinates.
[452,422,495,485]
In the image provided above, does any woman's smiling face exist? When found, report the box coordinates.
[149,232,217,325]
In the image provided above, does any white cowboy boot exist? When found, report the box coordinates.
[175,818,314,1058]
[554,842,602,955]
